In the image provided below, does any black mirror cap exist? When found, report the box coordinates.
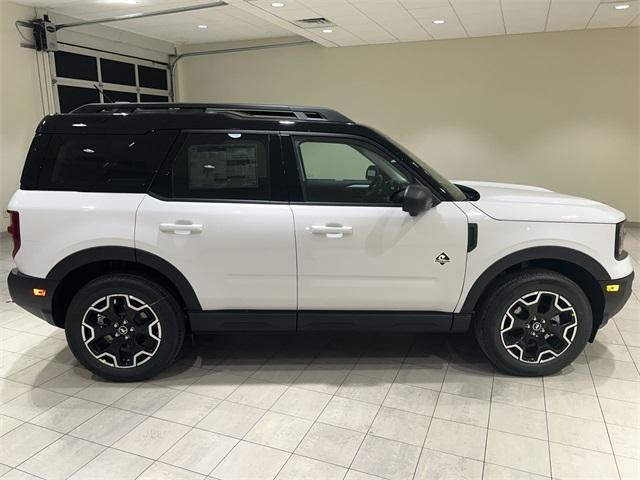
[402,184,435,216]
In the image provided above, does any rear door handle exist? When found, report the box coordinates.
[159,222,203,235]
[309,224,353,238]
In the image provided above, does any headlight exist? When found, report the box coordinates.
[615,221,627,260]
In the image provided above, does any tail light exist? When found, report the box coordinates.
[7,210,20,258]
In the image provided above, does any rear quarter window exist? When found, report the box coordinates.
[20,134,50,190]
[37,132,176,193]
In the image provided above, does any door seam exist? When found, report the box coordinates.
[289,204,300,313]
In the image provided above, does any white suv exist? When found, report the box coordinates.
[7,103,634,381]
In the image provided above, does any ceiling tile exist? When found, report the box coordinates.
[546,0,599,31]
[419,19,467,39]
[501,0,550,34]
[400,0,450,8]
[407,2,467,39]
[588,0,640,29]
[306,25,365,47]
[450,0,504,37]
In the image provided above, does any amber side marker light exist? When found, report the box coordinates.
[33,288,47,297]
[606,285,620,293]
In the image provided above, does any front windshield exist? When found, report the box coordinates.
[372,128,467,201]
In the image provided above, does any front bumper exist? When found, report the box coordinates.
[7,269,60,326]
[599,271,635,326]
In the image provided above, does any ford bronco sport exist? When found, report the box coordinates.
[6,103,634,381]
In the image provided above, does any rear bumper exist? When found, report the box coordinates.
[7,268,59,326]
[599,271,635,326]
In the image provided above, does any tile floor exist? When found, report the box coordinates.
[0,228,639,480]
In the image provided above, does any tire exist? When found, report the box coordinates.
[474,269,592,376]
[65,274,185,382]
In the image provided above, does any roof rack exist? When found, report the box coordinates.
[71,103,353,123]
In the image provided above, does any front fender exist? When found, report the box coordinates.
[458,246,609,314]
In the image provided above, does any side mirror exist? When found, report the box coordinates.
[397,184,435,216]
[365,165,378,182]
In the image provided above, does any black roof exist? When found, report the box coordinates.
[71,102,353,123]
[38,102,361,136]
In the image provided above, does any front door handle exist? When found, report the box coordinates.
[309,224,353,238]
[159,222,203,235]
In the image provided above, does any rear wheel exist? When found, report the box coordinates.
[474,270,592,376]
[65,274,185,382]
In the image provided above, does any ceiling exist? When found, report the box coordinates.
[12,0,640,45]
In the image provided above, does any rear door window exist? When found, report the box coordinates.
[170,132,273,201]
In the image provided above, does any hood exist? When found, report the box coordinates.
[455,181,625,224]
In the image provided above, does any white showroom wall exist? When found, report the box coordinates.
[176,27,640,222]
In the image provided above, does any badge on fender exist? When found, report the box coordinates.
[435,252,451,265]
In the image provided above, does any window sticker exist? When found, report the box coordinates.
[188,144,258,189]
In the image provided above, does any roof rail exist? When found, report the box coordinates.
[70,103,353,123]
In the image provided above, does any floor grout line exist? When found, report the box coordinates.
[480,366,496,479]
[410,343,452,480]
[585,349,624,480]
[343,337,414,478]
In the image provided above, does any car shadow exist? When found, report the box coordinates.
[20,330,605,392]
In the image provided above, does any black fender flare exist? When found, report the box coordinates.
[460,246,610,314]
[47,246,201,310]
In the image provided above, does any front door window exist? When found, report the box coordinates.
[294,137,413,204]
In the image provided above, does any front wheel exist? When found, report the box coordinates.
[65,274,185,382]
[474,270,592,376]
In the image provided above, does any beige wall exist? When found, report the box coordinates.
[177,28,640,222]
[0,1,43,230]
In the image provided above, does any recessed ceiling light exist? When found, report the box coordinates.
[271,2,285,7]
[433,19,446,24]
[615,4,630,9]
[197,24,208,29]
[322,28,333,33]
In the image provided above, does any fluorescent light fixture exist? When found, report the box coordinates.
[432,19,446,24]
[615,4,630,9]
[197,24,208,29]
[271,2,285,7]
[322,28,333,33]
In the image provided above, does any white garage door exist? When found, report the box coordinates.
[49,44,171,113]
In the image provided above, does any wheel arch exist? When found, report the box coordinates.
[47,246,200,328]
[461,247,608,338]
